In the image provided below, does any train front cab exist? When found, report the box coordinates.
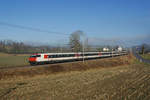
[29,54,41,65]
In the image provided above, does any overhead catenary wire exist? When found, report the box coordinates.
[0,21,70,36]
[0,21,136,47]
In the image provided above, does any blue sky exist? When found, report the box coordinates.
[0,0,150,46]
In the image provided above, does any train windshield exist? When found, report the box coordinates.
[30,55,41,58]
[30,55,36,58]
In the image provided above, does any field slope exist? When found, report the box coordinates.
[0,55,150,100]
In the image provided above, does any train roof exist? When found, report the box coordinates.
[32,52,113,55]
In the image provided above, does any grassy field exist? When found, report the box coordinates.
[0,53,29,68]
[141,54,150,60]
[0,55,150,100]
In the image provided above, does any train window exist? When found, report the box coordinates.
[36,55,41,57]
[68,54,71,57]
[66,54,73,57]
[30,55,41,58]
[52,55,54,58]
[71,54,75,57]
[30,55,36,58]
[59,55,63,57]
[52,55,56,58]
[56,55,59,57]
[62,55,66,57]
[82,53,98,56]
[48,54,75,58]
[64,55,68,57]
[56,55,59,58]
[52,55,58,58]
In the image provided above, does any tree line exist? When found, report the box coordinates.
[0,30,127,54]
[0,40,71,54]
[0,30,90,54]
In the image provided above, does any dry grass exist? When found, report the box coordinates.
[0,64,149,100]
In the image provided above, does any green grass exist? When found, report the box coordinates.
[141,54,150,60]
[133,54,150,67]
[0,53,29,67]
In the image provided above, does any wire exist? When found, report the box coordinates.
[0,21,70,36]
[0,22,138,47]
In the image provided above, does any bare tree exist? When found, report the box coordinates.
[69,30,83,52]
[141,44,145,55]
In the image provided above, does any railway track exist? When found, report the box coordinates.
[0,55,130,80]
[0,54,127,70]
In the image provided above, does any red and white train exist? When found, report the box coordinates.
[28,51,127,65]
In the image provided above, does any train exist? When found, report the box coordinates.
[28,51,127,65]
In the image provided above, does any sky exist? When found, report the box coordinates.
[0,0,150,46]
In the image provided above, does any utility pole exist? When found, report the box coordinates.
[112,40,114,58]
[112,49,113,57]
[81,32,86,63]
[82,40,85,63]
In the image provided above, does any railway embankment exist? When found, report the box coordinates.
[0,55,132,80]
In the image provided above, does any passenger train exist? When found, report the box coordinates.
[28,51,127,65]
